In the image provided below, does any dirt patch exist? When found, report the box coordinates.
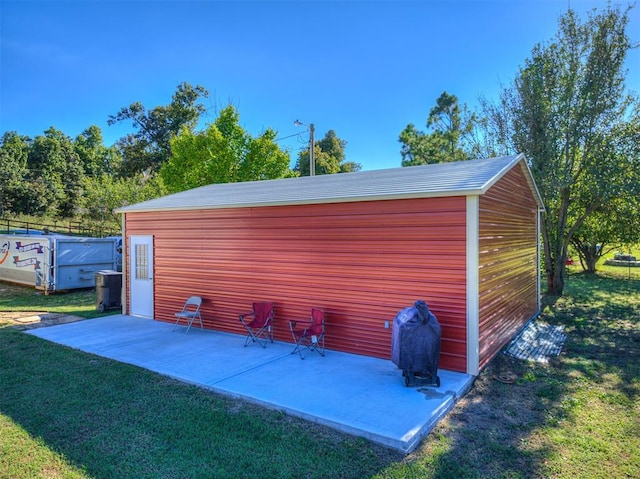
[0,311,86,330]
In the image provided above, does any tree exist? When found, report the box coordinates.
[79,174,165,233]
[570,201,638,273]
[570,116,640,272]
[294,129,361,176]
[26,128,85,217]
[399,91,475,166]
[0,132,31,216]
[108,82,209,177]
[160,105,291,193]
[482,5,638,294]
[74,125,122,177]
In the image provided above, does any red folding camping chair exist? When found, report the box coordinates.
[289,308,325,359]
[239,302,274,348]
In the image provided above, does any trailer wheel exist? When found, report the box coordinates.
[98,303,105,313]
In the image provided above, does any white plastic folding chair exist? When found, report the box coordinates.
[172,296,203,333]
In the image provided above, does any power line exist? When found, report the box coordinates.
[275,132,303,142]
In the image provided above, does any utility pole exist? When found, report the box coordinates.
[309,123,315,176]
[294,119,315,176]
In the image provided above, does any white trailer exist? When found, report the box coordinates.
[0,234,117,293]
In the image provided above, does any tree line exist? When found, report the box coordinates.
[1,4,638,295]
[0,82,359,232]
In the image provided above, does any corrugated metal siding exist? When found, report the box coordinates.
[124,196,468,372]
[478,163,539,369]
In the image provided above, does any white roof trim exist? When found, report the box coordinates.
[117,154,543,214]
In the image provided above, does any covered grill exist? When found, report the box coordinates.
[391,300,442,387]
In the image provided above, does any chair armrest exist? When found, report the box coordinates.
[289,319,312,329]
[239,312,256,322]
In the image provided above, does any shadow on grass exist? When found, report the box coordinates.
[373,273,640,478]
[557,273,640,401]
[0,327,402,479]
[2,273,638,478]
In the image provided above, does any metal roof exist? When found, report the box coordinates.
[116,154,543,213]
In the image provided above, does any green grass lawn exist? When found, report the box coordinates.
[1,267,639,478]
[0,284,114,319]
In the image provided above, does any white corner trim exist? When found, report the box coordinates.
[537,208,543,313]
[466,196,480,376]
[121,214,127,315]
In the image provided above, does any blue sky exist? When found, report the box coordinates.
[1,0,638,171]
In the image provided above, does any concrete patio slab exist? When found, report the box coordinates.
[27,314,474,453]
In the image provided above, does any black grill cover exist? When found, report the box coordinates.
[391,300,441,378]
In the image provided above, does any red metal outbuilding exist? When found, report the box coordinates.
[116,154,544,375]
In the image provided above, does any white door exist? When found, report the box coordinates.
[129,235,154,318]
